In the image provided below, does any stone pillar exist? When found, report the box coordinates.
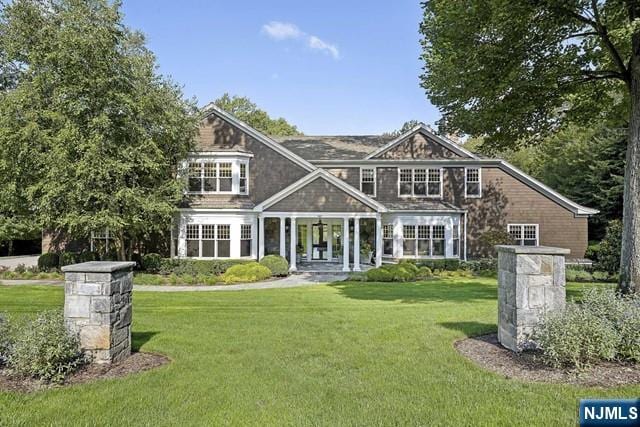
[496,245,569,352]
[62,261,135,364]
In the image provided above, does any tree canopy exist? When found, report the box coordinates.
[214,93,302,136]
[0,0,198,259]
[383,120,423,137]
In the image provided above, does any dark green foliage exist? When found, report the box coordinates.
[417,259,461,272]
[566,269,593,283]
[461,259,498,276]
[37,253,59,272]
[158,258,250,276]
[259,255,289,277]
[365,267,394,282]
[594,220,622,274]
[142,253,163,273]
[58,252,79,268]
[479,230,515,255]
[536,289,640,368]
[417,266,433,279]
[221,262,272,284]
[78,251,100,262]
[8,310,84,383]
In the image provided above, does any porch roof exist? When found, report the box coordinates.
[379,200,465,213]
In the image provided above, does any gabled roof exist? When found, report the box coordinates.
[254,169,387,212]
[365,124,479,160]
[200,103,316,172]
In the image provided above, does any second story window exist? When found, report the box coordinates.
[399,168,442,197]
[465,168,481,198]
[187,158,249,195]
[360,168,376,196]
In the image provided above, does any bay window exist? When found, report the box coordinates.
[187,158,249,194]
[401,224,447,257]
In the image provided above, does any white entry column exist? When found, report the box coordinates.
[342,217,350,272]
[353,217,361,271]
[289,217,297,272]
[279,217,286,258]
[258,215,265,260]
[375,215,383,267]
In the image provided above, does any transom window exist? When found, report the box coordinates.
[399,168,442,197]
[402,224,446,257]
[508,224,539,246]
[465,168,481,198]
[186,224,231,258]
[187,159,248,194]
[360,168,376,196]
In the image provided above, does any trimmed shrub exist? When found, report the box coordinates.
[221,262,271,284]
[461,258,498,276]
[398,260,419,273]
[142,253,163,273]
[417,266,433,279]
[8,310,84,383]
[594,220,622,274]
[365,267,394,282]
[58,251,79,268]
[566,268,593,282]
[380,264,417,282]
[259,255,289,276]
[158,258,249,276]
[37,253,59,272]
[592,271,612,282]
[0,314,13,366]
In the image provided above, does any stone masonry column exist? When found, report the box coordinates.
[62,261,135,364]
[496,245,569,352]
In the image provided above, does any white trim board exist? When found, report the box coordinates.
[200,103,316,172]
[254,169,387,212]
[365,125,478,160]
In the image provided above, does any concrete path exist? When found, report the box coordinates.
[0,273,348,292]
[0,255,39,271]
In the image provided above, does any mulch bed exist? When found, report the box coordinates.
[455,333,640,387]
[0,352,170,393]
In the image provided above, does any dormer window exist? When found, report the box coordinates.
[186,154,250,195]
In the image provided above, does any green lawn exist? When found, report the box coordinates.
[0,278,634,426]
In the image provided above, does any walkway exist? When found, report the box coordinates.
[0,272,348,292]
[0,255,39,271]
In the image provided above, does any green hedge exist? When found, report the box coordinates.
[259,255,289,276]
[221,262,272,284]
[37,253,59,271]
[417,259,462,271]
[142,253,163,273]
[158,258,250,276]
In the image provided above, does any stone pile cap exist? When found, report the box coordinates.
[495,245,570,255]
[61,261,136,273]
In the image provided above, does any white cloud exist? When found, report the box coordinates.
[261,21,340,60]
[262,21,302,40]
[307,35,340,59]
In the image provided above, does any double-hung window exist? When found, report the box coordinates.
[465,168,481,197]
[240,224,252,257]
[452,224,460,257]
[185,224,231,258]
[383,224,394,256]
[401,224,446,257]
[399,168,442,197]
[360,168,376,196]
[187,159,249,194]
[508,224,539,246]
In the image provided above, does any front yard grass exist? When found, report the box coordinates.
[0,278,633,426]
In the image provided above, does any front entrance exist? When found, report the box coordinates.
[312,222,328,260]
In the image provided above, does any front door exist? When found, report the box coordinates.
[312,223,328,260]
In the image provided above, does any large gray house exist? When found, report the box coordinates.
[167,104,598,272]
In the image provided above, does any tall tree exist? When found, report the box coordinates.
[420,0,640,293]
[0,0,198,260]
[383,120,423,137]
[214,93,302,136]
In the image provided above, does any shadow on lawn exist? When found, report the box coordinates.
[438,321,496,337]
[132,331,159,351]
[327,279,497,304]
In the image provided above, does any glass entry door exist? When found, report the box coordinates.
[312,223,328,260]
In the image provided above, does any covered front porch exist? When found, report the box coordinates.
[258,213,383,272]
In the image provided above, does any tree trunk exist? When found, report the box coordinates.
[7,240,13,256]
[117,234,127,261]
[620,55,640,294]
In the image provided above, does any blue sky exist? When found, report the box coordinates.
[121,0,441,135]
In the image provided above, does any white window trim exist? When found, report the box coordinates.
[397,168,443,198]
[400,224,447,259]
[359,167,377,198]
[507,224,539,246]
[187,158,250,196]
[186,223,234,259]
[464,167,482,199]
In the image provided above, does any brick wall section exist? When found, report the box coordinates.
[195,116,310,204]
[376,133,463,159]
[267,177,374,212]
